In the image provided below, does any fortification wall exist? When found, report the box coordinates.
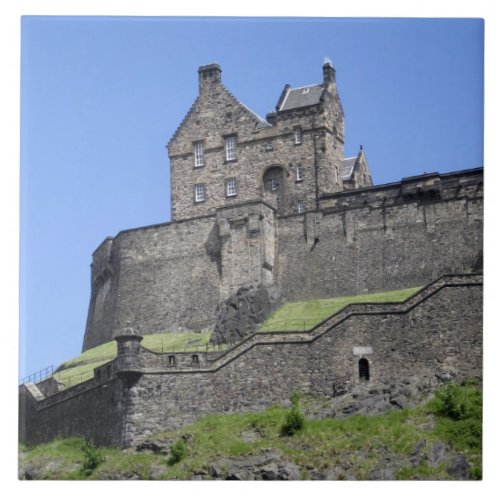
[83,169,482,351]
[123,280,481,446]
[22,276,481,448]
[83,216,222,351]
[278,169,483,300]
[19,377,126,447]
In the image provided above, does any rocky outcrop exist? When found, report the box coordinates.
[211,283,280,345]
[301,374,457,420]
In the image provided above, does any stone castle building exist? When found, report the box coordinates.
[20,61,483,448]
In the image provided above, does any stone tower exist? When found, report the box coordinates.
[167,60,361,221]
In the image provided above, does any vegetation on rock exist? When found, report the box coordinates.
[19,381,481,480]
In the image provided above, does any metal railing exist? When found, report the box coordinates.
[54,369,95,389]
[20,365,54,385]
[257,318,317,333]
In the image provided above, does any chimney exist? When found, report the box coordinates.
[198,63,222,93]
[322,58,335,86]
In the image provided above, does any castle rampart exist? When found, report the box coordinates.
[20,274,482,448]
[83,167,482,351]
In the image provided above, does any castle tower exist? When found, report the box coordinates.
[167,61,351,221]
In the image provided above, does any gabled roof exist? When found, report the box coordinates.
[341,157,357,180]
[278,84,325,112]
[235,98,271,130]
[168,85,270,148]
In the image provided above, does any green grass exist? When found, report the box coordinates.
[19,383,482,480]
[51,287,423,388]
[258,286,422,332]
[141,332,211,352]
[54,332,212,388]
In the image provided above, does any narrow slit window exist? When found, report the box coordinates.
[297,200,305,214]
[192,354,199,364]
[168,355,176,366]
[296,164,304,181]
[294,128,302,144]
[359,358,370,381]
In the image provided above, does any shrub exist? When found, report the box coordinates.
[434,383,482,421]
[281,403,305,436]
[431,382,482,453]
[168,439,187,464]
[80,440,104,477]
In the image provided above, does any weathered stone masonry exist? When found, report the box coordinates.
[20,62,483,447]
[83,167,482,350]
[20,275,482,447]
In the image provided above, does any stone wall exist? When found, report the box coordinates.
[278,169,483,300]
[82,168,483,351]
[22,275,482,448]
[167,64,345,221]
[19,377,126,447]
[83,216,222,350]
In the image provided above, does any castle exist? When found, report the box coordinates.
[19,62,483,448]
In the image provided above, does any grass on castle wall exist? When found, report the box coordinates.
[19,383,482,480]
[53,332,212,388]
[258,286,423,332]
[52,286,423,388]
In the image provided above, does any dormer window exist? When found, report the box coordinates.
[296,164,304,182]
[226,177,237,197]
[194,143,204,167]
[225,136,236,161]
[294,128,302,145]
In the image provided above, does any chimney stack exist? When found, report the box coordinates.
[198,63,222,93]
[322,58,335,86]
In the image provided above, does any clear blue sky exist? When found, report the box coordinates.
[19,17,484,378]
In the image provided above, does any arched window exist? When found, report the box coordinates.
[359,358,370,381]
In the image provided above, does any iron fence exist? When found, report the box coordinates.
[54,369,95,389]
[20,365,54,385]
[257,318,317,332]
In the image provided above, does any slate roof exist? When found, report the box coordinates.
[278,84,325,111]
[341,157,357,180]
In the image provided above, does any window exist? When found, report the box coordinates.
[294,128,302,144]
[359,358,370,381]
[297,201,305,214]
[192,354,199,364]
[195,183,206,203]
[296,164,304,181]
[225,136,236,161]
[226,177,237,197]
[271,178,280,191]
[168,355,176,366]
[194,143,204,167]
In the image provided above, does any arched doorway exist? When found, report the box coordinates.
[262,166,286,212]
[358,358,370,381]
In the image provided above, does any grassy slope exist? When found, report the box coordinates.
[54,332,211,387]
[53,286,422,387]
[19,384,482,480]
[258,286,422,332]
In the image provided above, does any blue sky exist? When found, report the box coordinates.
[19,17,484,378]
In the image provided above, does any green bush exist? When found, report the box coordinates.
[169,439,187,464]
[434,383,482,421]
[81,440,104,477]
[431,382,482,455]
[281,397,305,436]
